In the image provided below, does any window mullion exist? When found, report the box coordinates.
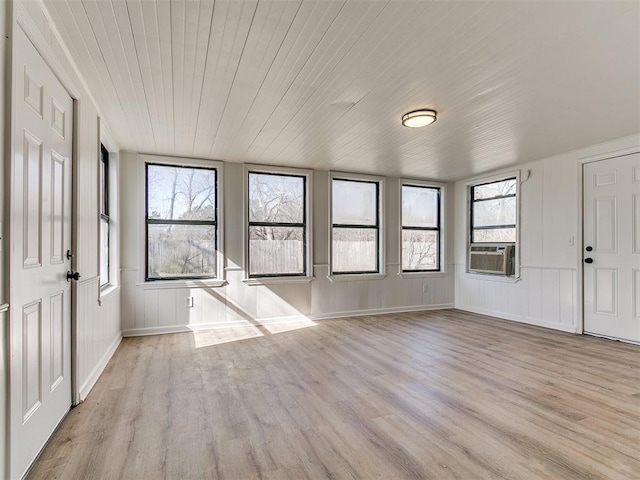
[332,224,378,229]
[473,224,516,230]
[147,219,216,226]
[402,226,439,232]
[249,221,305,228]
[472,193,516,203]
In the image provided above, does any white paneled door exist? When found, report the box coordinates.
[10,28,73,479]
[583,153,640,343]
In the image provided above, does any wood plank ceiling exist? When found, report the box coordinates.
[45,0,640,180]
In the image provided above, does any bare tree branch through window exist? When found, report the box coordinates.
[146,164,217,279]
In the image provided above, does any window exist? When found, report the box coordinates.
[401,183,441,272]
[247,170,308,277]
[331,176,382,275]
[99,144,110,287]
[145,163,218,280]
[470,177,517,243]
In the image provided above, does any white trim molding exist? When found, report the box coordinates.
[327,273,386,282]
[136,279,227,290]
[310,303,454,321]
[456,305,578,334]
[242,276,314,286]
[98,285,119,306]
[78,334,122,401]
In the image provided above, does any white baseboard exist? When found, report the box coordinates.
[455,304,578,334]
[78,334,122,401]
[310,303,454,321]
[121,304,455,337]
[122,320,256,337]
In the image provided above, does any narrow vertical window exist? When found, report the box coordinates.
[145,163,218,280]
[247,171,307,277]
[401,184,441,272]
[331,177,381,274]
[99,144,110,287]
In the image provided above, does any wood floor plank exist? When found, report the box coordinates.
[27,309,640,480]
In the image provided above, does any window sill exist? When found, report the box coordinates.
[398,271,449,279]
[98,285,120,305]
[136,279,227,290]
[242,276,314,286]
[328,273,386,282]
[464,272,520,283]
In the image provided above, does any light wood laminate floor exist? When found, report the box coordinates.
[28,310,640,479]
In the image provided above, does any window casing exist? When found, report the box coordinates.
[330,176,383,275]
[247,170,308,278]
[401,183,441,272]
[470,177,517,244]
[145,163,219,280]
[99,144,110,287]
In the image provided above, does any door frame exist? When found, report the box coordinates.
[15,0,87,407]
[577,146,640,336]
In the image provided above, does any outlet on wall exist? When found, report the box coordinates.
[185,296,194,308]
[423,284,428,294]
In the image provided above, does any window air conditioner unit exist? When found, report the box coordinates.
[468,244,515,275]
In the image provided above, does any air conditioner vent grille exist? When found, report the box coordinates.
[468,244,514,275]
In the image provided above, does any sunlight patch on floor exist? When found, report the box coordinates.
[193,326,263,348]
[261,318,318,334]
[191,318,319,347]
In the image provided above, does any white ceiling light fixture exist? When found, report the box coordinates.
[402,109,437,128]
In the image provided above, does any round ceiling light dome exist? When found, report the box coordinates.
[402,109,437,128]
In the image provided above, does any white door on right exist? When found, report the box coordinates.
[583,153,640,342]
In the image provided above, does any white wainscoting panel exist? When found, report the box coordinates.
[455,265,578,332]
[122,265,454,336]
[77,277,122,400]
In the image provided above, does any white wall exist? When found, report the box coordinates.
[120,153,455,335]
[11,0,122,410]
[454,134,640,332]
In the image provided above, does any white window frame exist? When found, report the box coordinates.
[466,170,521,280]
[138,154,225,287]
[242,164,313,286]
[399,178,447,278]
[328,171,385,281]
